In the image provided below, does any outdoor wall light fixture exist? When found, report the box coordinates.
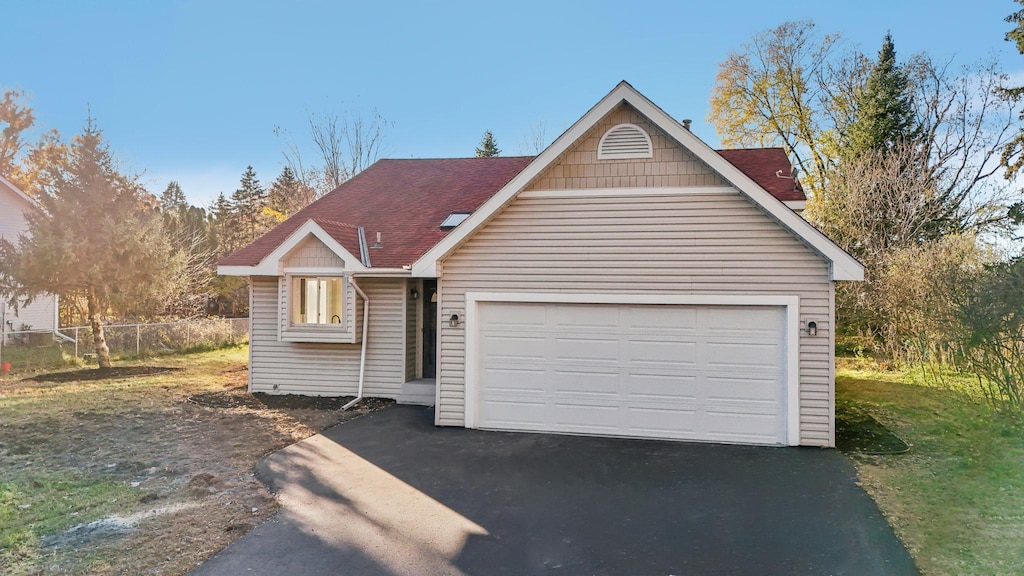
[806,321,818,337]
[449,314,461,328]
[410,289,419,300]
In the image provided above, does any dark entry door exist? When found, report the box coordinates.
[422,280,437,378]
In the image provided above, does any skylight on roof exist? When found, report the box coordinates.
[440,212,471,230]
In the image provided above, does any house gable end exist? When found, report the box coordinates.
[527,103,725,191]
[411,81,864,281]
[218,219,366,276]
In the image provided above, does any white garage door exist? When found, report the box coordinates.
[474,302,788,445]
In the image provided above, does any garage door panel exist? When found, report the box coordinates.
[623,373,700,399]
[626,340,698,365]
[626,407,698,436]
[551,336,621,361]
[706,376,782,402]
[551,370,620,395]
[475,302,787,445]
[550,304,620,328]
[481,334,547,359]
[625,306,697,330]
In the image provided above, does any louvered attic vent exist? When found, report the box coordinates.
[597,123,653,160]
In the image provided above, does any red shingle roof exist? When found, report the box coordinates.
[220,157,533,268]
[717,147,805,201]
[220,149,805,269]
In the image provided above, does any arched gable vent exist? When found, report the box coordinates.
[597,123,653,160]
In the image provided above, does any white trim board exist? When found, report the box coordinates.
[411,81,864,282]
[462,291,802,446]
[218,219,366,277]
[518,186,738,200]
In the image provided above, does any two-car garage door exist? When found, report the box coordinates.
[472,301,789,445]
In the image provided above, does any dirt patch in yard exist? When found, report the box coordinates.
[0,347,392,576]
[188,385,394,412]
[24,366,183,383]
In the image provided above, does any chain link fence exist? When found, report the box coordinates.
[0,318,249,376]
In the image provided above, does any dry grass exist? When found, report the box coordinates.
[0,346,383,575]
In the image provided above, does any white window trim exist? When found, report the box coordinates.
[597,123,653,160]
[279,273,357,343]
[462,292,802,446]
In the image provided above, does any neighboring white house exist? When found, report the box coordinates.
[219,82,864,448]
[0,175,59,342]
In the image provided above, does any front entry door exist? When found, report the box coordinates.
[422,280,437,378]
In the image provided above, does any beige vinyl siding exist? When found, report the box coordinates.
[249,276,406,397]
[4,294,57,333]
[527,103,725,191]
[405,279,417,381]
[1,186,57,334]
[437,191,835,447]
[283,235,346,268]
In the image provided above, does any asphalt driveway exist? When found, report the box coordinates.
[191,405,918,576]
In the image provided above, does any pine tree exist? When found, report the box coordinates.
[229,166,267,246]
[843,33,917,158]
[475,130,501,157]
[209,192,234,252]
[160,180,188,212]
[267,166,309,217]
[0,119,179,368]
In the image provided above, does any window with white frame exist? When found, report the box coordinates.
[291,277,344,326]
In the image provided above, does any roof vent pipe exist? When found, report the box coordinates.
[682,119,692,131]
[371,231,382,249]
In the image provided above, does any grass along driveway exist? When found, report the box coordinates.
[837,363,1024,576]
[0,346,385,575]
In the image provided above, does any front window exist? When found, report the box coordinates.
[292,277,344,325]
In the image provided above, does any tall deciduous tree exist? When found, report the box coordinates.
[0,119,179,368]
[707,21,861,196]
[0,90,35,178]
[475,130,500,157]
[276,109,392,198]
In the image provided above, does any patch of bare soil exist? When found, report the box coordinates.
[0,353,393,575]
[189,385,394,411]
[26,366,183,383]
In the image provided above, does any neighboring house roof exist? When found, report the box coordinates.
[220,149,805,272]
[0,174,40,209]
[717,148,804,202]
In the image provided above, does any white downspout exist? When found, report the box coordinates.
[342,277,370,411]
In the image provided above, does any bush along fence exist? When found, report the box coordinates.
[0,317,249,375]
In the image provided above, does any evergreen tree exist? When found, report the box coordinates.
[475,130,501,157]
[843,33,917,158]
[209,192,234,252]
[229,166,267,246]
[0,119,179,368]
[1001,1,1024,222]
[160,180,188,212]
[267,165,308,217]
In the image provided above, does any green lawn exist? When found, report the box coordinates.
[837,363,1024,576]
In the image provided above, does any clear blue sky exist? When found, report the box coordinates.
[3,0,1022,206]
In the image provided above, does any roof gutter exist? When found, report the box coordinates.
[342,277,370,411]
[357,226,372,268]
